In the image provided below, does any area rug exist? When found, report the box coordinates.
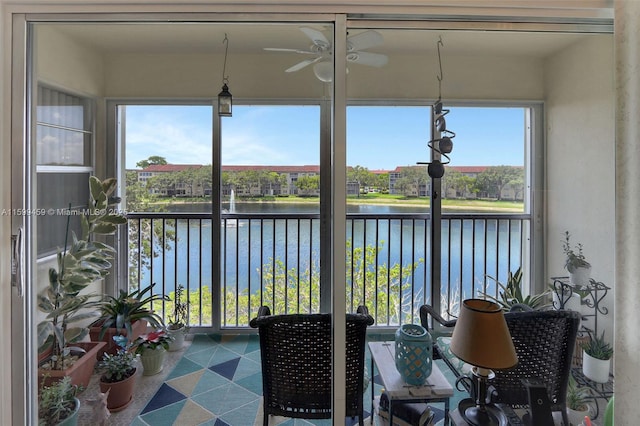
[79,333,464,426]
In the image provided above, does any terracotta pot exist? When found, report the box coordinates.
[89,319,148,358]
[99,368,137,412]
[38,341,106,389]
[140,347,166,376]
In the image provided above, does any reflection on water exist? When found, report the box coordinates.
[167,201,429,214]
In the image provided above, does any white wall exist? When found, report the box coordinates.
[544,35,615,341]
[35,26,104,96]
[102,50,544,100]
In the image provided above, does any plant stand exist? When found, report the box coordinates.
[550,276,610,338]
[140,347,166,376]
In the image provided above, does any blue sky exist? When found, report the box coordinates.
[125,104,524,170]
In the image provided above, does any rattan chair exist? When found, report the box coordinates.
[250,306,374,426]
[420,305,580,426]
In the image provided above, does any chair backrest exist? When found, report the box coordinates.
[250,307,374,423]
[490,309,580,414]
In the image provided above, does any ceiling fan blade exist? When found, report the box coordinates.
[347,51,388,67]
[347,30,384,52]
[264,47,318,55]
[300,26,331,49]
[285,56,322,73]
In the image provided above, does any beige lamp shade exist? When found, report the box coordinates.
[450,299,518,370]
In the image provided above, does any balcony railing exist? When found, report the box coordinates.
[127,211,528,329]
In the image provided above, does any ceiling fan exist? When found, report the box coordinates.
[264,27,389,82]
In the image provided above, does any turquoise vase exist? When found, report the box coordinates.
[394,324,433,385]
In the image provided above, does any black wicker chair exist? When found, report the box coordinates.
[420,305,580,426]
[250,306,374,426]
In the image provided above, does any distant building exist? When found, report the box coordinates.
[133,163,523,201]
[136,164,207,196]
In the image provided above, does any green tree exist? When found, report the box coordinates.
[295,175,320,194]
[375,172,390,193]
[136,155,167,169]
[125,171,175,288]
[442,169,476,199]
[475,166,523,200]
[347,165,374,196]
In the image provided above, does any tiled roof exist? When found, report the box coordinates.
[221,165,320,173]
[144,164,203,172]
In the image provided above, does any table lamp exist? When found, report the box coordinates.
[450,299,518,426]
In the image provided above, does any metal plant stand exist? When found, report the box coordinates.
[550,276,614,420]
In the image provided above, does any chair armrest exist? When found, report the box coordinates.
[249,305,271,328]
[356,305,375,325]
[419,304,456,331]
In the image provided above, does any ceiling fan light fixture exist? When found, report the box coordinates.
[313,61,333,82]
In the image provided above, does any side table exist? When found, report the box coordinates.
[369,341,454,426]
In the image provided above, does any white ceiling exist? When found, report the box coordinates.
[48,22,590,58]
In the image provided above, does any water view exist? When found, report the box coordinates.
[134,202,524,322]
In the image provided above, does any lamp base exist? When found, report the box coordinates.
[458,398,508,426]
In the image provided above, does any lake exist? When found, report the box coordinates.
[138,202,523,308]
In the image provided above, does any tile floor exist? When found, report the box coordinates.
[79,333,466,426]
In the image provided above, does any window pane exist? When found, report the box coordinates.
[37,172,91,255]
[36,124,91,166]
[37,86,91,130]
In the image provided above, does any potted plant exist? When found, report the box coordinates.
[566,376,591,426]
[166,284,190,351]
[90,282,168,356]
[38,375,82,426]
[563,231,592,286]
[37,176,127,388]
[133,329,173,376]
[481,267,550,311]
[581,331,613,383]
[97,336,138,412]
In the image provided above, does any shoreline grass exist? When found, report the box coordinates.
[148,194,524,213]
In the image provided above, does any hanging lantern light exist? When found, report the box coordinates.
[218,34,232,117]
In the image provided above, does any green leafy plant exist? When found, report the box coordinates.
[481,267,550,311]
[97,336,137,383]
[36,177,127,369]
[167,284,190,330]
[38,375,82,426]
[97,282,168,339]
[563,231,591,272]
[566,376,590,411]
[133,329,173,354]
[582,331,613,360]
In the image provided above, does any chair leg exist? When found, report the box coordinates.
[263,410,269,426]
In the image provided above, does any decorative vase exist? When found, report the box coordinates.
[99,368,137,412]
[582,351,610,383]
[570,265,591,287]
[140,347,166,376]
[394,324,433,385]
[167,326,186,352]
